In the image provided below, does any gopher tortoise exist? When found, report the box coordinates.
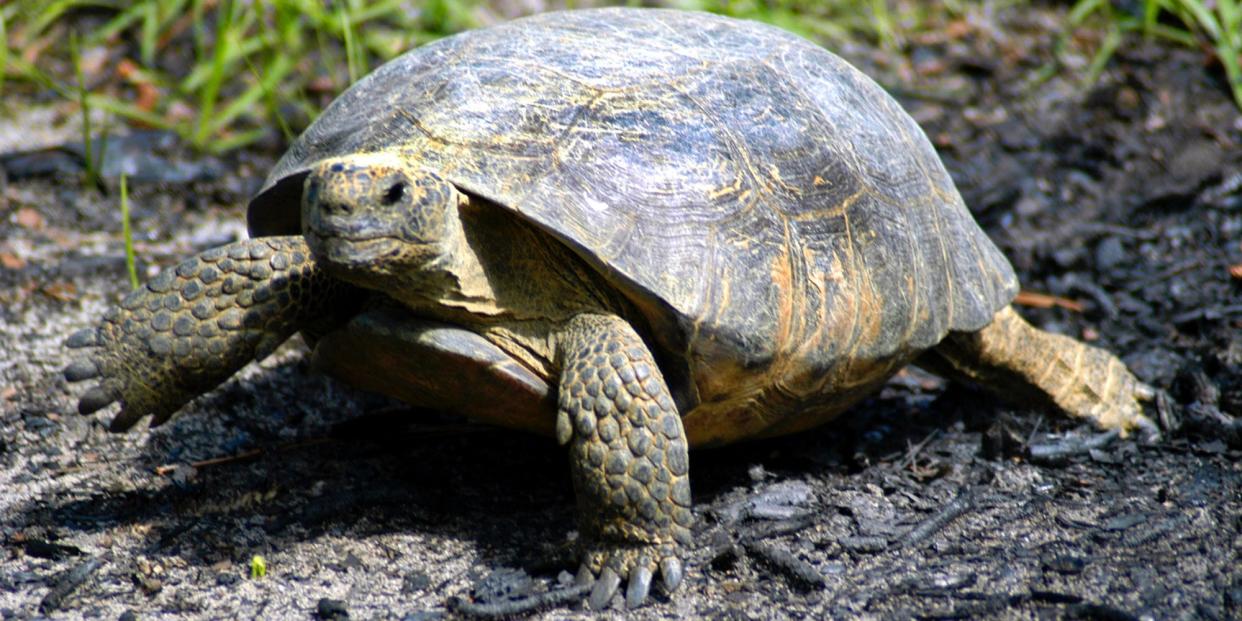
[65,7,1158,609]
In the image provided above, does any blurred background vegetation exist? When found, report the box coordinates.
[0,0,1239,155]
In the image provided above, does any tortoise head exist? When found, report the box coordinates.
[301,152,465,290]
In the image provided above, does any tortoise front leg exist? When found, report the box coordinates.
[555,313,693,609]
[65,236,359,431]
[917,305,1160,439]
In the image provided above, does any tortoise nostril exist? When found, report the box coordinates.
[324,202,352,216]
[382,181,407,206]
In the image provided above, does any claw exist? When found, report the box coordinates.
[1135,382,1157,400]
[1135,415,1162,444]
[108,406,148,432]
[624,560,653,609]
[659,557,683,592]
[588,567,621,610]
[78,385,117,415]
[66,328,99,348]
[1155,390,1180,432]
[63,359,99,382]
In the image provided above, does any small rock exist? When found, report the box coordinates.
[134,575,162,595]
[472,567,533,603]
[748,480,816,520]
[401,613,444,621]
[714,480,816,523]
[1043,554,1087,575]
[1094,237,1126,271]
[1052,246,1085,269]
[1104,513,1148,531]
[316,598,349,620]
[402,571,431,594]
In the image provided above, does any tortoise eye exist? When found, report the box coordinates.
[382,181,406,206]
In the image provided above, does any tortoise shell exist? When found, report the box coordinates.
[248,8,1018,446]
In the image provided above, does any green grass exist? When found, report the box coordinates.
[2,0,1239,160]
[119,173,139,290]
[667,0,948,50]
[0,10,9,101]
[70,30,101,190]
[1069,0,1242,108]
[250,554,266,579]
[6,0,925,157]
[2,0,482,154]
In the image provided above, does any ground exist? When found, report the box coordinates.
[2,4,1240,620]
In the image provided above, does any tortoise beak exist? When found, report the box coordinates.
[304,227,402,271]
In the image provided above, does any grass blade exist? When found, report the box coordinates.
[70,30,103,191]
[339,1,362,85]
[1083,22,1123,86]
[207,53,292,138]
[0,9,8,101]
[194,0,235,148]
[120,173,139,290]
[85,93,173,129]
[140,1,158,65]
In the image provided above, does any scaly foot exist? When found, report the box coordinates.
[65,236,356,430]
[556,313,693,609]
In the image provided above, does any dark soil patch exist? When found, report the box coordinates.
[2,5,1239,620]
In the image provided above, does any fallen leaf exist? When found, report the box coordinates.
[308,76,336,94]
[0,252,25,270]
[134,82,160,114]
[40,281,78,302]
[945,19,972,40]
[117,58,160,114]
[15,207,45,230]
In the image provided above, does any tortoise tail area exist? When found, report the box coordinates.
[65,236,360,431]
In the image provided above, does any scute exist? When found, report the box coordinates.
[249,8,1018,428]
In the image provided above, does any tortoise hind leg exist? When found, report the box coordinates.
[916,305,1160,439]
[65,236,359,431]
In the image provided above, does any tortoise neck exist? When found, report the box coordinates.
[385,194,489,308]
[391,194,620,325]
